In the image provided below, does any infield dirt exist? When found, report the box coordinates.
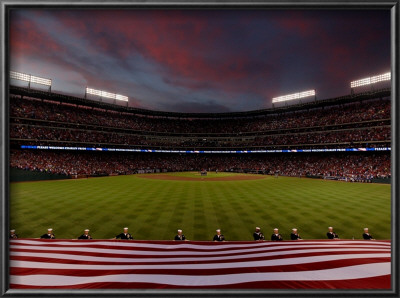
[137,173,266,181]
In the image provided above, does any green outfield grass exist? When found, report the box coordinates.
[9,173,391,241]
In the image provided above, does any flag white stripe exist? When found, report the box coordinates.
[10,253,391,270]
[11,240,268,249]
[10,248,390,263]
[10,262,391,286]
[10,239,390,250]
[10,244,390,257]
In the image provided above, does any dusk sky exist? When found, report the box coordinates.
[9,9,390,113]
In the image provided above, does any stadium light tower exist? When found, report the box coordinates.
[272,89,316,108]
[350,72,391,94]
[10,71,52,92]
[85,87,129,107]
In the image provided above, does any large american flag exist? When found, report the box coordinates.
[10,239,391,289]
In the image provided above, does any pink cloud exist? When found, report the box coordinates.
[49,10,263,95]
[10,16,65,58]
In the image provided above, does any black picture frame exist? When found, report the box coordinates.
[1,0,399,297]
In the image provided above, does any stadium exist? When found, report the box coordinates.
[8,79,392,289]
[6,8,393,291]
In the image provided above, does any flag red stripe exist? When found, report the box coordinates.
[9,245,390,261]
[10,257,391,277]
[10,250,390,265]
[10,244,390,255]
[9,239,390,250]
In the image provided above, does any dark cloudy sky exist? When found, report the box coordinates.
[9,9,390,113]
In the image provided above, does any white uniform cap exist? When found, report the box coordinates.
[216,229,221,232]
[328,227,333,229]
[292,228,297,231]
[48,228,53,231]
[274,228,278,231]
[256,227,260,230]
[177,229,182,233]
[364,227,368,231]
[124,227,128,230]
[10,229,15,232]
[84,229,90,232]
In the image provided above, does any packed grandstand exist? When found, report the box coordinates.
[9,85,391,182]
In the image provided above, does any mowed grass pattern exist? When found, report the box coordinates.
[10,174,391,240]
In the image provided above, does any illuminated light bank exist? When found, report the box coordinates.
[86,87,128,102]
[272,90,315,103]
[10,71,52,87]
[351,72,391,88]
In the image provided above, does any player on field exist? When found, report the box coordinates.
[174,229,188,241]
[114,227,133,240]
[9,229,18,239]
[40,228,55,239]
[290,228,303,240]
[271,228,283,241]
[326,227,339,239]
[78,229,93,239]
[362,228,375,240]
[253,227,265,241]
[213,229,225,241]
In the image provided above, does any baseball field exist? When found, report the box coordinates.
[9,172,391,240]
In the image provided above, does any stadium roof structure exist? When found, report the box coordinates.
[9,85,391,119]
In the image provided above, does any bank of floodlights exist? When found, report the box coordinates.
[350,72,391,94]
[10,71,52,91]
[272,89,316,107]
[85,87,129,106]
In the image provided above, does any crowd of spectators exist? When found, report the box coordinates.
[9,93,392,180]
[9,94,391,150]
[10,95,390,134]
[10,123,390,149]
[10,150,390,181]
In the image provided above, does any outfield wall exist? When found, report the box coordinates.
[371,178,391,184]
[10,167,391,184]
[10,168,70,182]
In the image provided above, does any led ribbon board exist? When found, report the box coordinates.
[86,87,128,102]
[20,145,391,154]
[351,72,391,88]
[272,90,315,103]
[10,71,52,86]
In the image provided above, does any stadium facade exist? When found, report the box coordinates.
[9,85,391,183]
